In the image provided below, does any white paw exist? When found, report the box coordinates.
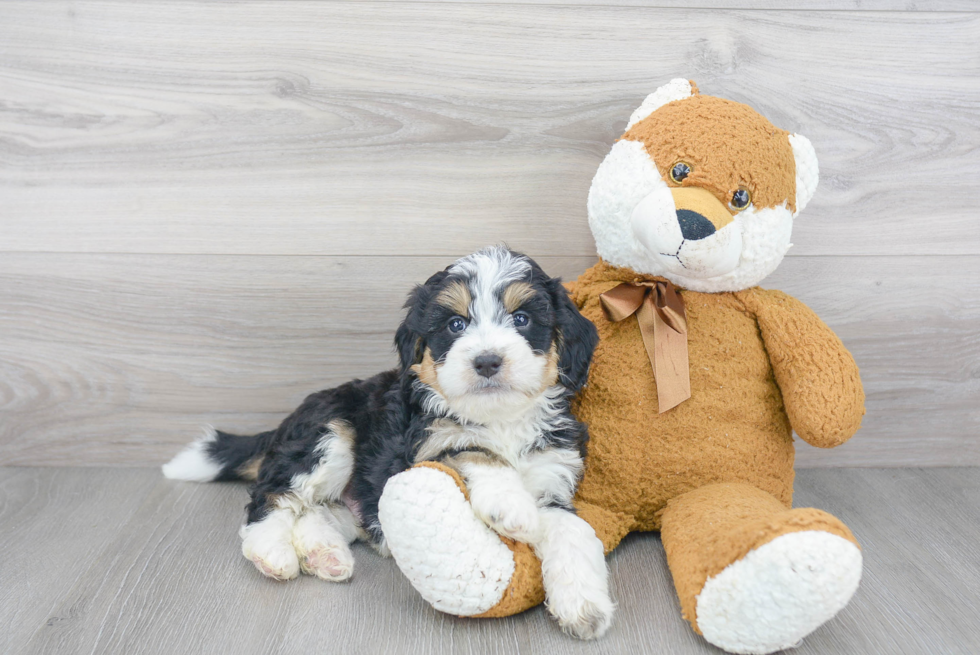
[695,531,862,655]
[242,537,300,581]
[378,467,515,616]
[470,487,542,543]
[300,544,354,581]
[551,594,615,640]
[536,508,615,640]
[246,545,300,580]
[292,507,355,582]
[240,508,301,581]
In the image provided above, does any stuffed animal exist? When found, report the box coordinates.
[377,79,865,654]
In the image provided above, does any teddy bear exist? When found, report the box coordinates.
[376,79,866,654]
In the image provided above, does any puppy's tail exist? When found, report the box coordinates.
[162,426,275,483]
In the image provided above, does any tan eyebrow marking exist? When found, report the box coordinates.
[502,281,536,313]
[435,281,471,317]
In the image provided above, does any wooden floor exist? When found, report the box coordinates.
[1,468,977,654]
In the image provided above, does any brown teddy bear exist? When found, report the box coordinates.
[377,79,866,654]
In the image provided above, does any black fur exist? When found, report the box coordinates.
[202,248,599,547]
[526,259,600,394]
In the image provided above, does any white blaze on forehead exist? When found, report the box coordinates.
[449,245,531,326]
[435,246,556,426]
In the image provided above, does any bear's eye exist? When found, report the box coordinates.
[730,188,751,211]
[448,316,468,333]
[670,162,691,184]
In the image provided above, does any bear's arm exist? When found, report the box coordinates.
[736,288,865,448]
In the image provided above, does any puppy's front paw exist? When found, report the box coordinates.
[471,488,541,543]
[538,508,615,639]
[550,593,615,640]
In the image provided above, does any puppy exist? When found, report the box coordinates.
[163,246,612,637]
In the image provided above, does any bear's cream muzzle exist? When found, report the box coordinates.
[630,186,742,279]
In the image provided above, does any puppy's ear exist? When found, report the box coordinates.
[547,278,599,394]
[395,270,448,372]
[394,316,423,373]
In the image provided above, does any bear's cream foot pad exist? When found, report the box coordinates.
[695,531,863,655]
[378,465,516,616]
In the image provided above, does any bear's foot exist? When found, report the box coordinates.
[695,530,862,654]
[378,464,517,616]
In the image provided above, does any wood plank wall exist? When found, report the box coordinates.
[1,1,978,467]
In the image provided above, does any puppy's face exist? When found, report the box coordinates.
[396,247,597,425]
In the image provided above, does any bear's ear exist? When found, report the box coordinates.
[788,133,819,216]
[625,78,697,130]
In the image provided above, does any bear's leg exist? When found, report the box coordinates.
[660,483,862,655]
[378,462,545,618]
[378,462,632,627]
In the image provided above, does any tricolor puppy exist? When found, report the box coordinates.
[163,246,610,635]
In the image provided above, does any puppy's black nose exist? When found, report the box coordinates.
[677,209,716,241]
[473,353,503,378]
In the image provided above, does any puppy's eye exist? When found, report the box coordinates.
[512,312,530,328]
[448,316,468,333]
[730,188,751,211]
[670,162,691,184]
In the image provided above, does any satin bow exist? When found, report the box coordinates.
[599,280,691,413]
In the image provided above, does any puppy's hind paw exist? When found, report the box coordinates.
[245,543,300,581]
[292,507,355,582]
[240,508,300,581]
[302,545,354,582]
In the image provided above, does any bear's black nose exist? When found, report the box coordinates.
[677,210,717,241]
[473,353,503,378]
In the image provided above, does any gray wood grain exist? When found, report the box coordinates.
[2,3,978,469]
[1,253,977,468]
[359,1,980,9]
[0,468,160,654]
[1,2,978,257]
[2,467,977,654]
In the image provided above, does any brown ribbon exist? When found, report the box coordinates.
[600,280,691,413]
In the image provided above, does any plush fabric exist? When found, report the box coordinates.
[624,94,799,213]
[380,80,867,653]
[660,482,859,632]
[460,259,864,619]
